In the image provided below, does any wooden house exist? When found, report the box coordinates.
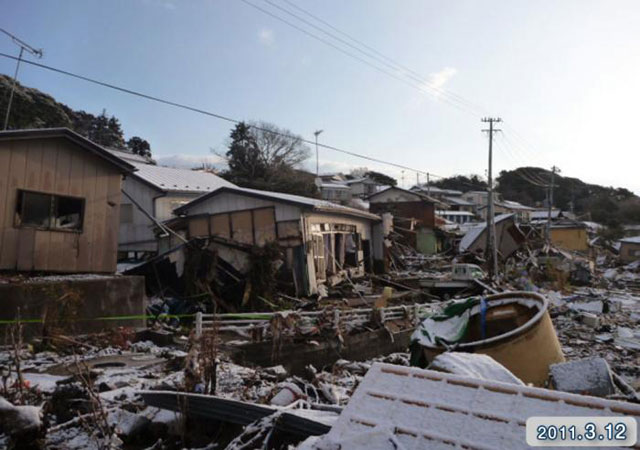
[165,186,384,295]
[0,128,134,273]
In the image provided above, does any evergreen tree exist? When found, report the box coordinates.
[127,136,152,158]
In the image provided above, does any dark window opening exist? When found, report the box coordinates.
[16,190,85,232]
[18,191,51,228]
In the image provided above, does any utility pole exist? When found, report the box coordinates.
[416,172,419,188]
[1,28,43,130]
[314,130,323,177]
[482,117,501,281]
[427,172,430,196]
[546,165,560,244]
[401,170,405,189]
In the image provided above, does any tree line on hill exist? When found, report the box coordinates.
[0,74,152,159]
[432,168,640,227]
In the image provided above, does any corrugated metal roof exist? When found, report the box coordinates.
[177,185,381,220]
[128,161,235,193]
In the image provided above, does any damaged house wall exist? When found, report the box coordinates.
[168,187,382,296]
[0,129,134,273]
[368,186,439,255]
[111,150,235,256]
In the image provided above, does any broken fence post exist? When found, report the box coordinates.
[195,312,203,338]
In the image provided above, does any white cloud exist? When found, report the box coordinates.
[155,153,226,170]
[422,67,458,97]
[258,28,275,47]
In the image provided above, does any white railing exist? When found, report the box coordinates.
[194,302,436,337]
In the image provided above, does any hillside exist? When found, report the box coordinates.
[0,74,147,152]
[433,169,640,226]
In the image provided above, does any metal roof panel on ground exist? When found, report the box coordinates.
[307,362,640,450]
[177,185,381,220]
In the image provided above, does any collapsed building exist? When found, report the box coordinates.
[159,185,387,296]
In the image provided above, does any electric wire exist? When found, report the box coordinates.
[263,0,487,115]
[0,51,447,179]
[238,0,481,118]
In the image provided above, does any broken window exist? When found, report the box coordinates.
[16,190,85,232]
[345,232,360,267]
[312,234,326,280]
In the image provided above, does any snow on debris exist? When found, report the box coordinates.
[308,362,640,450]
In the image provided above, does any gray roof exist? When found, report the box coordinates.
[128,161,234,193]
[0,127,135,173]
[176,185,380,220]
[443,195,475,206]
[411,185,463,196]
[530,210,561,220]
[367,186,442,204]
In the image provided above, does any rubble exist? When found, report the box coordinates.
[1,207,640,449]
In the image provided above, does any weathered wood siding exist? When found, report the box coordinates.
[0,137,123,273]
[185,192,302,222]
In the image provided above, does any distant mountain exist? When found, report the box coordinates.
[0,74,148,153]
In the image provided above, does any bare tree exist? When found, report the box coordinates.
[248,121,310,169]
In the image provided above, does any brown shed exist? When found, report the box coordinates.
[0,128,134,273]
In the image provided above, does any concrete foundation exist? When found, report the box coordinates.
[223,328,413,375]
[0,274,146,338]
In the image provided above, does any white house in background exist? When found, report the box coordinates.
[108,149,234,257]
[436,210,476,225]
[319,181,351,203]
[345,177,382,199]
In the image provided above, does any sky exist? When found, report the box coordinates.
[2,0,640,194]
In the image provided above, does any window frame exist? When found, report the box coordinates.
[15,189,86,233]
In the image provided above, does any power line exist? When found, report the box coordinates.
[264,0,487,115]
[494,135,549,187]
[499,132,551,185]
[238,0,481,118]
[0,51,445,178]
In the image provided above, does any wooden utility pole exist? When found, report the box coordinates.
[0,28,43,130]
[546,165,560,244]
[482,117,501,281]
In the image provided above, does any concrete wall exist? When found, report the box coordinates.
[0,275,146,338]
